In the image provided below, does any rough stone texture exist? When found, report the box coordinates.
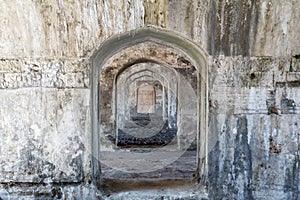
[0,0,144,58]
[0,58,89,89]
[0,88,90,183]
[0,0,300,199]
[207,56,300,199]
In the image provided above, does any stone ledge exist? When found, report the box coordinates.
[0,58,90,89]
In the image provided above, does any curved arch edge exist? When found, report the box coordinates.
[90,26,209,186]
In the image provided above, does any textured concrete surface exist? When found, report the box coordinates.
[0,0,300,199]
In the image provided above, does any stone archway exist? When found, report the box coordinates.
[115,62,179,146]
[91,27,208,185]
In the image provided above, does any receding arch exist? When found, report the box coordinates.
[116,62,179,130]
[91,27,208,184]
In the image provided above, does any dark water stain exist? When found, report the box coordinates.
[284,154,300,199]
[208,116,254,199]
[69,154,84,182]
[208,0,259,56]
[234,116,254,199]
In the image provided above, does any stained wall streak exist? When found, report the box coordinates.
[207,0,260,56]
[252,0,300,56]
[98,0,144,38]
[208,55,300,199]
[0,0,144,58]
[144,0,167,27]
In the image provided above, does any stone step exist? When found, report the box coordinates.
[107,190,209,200]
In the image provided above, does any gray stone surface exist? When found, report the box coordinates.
[0,88,90,183]
[0,0,300,199]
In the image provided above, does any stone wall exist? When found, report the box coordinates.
[0,0,300,199]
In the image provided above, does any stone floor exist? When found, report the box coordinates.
[100,148,198,193]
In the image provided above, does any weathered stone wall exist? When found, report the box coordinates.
[208,56,300,199]
[0,0,300,199]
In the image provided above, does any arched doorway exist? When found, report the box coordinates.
[91,27,208,187]
[115,62,178,146]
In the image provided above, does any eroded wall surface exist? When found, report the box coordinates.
[0,0,300,199]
